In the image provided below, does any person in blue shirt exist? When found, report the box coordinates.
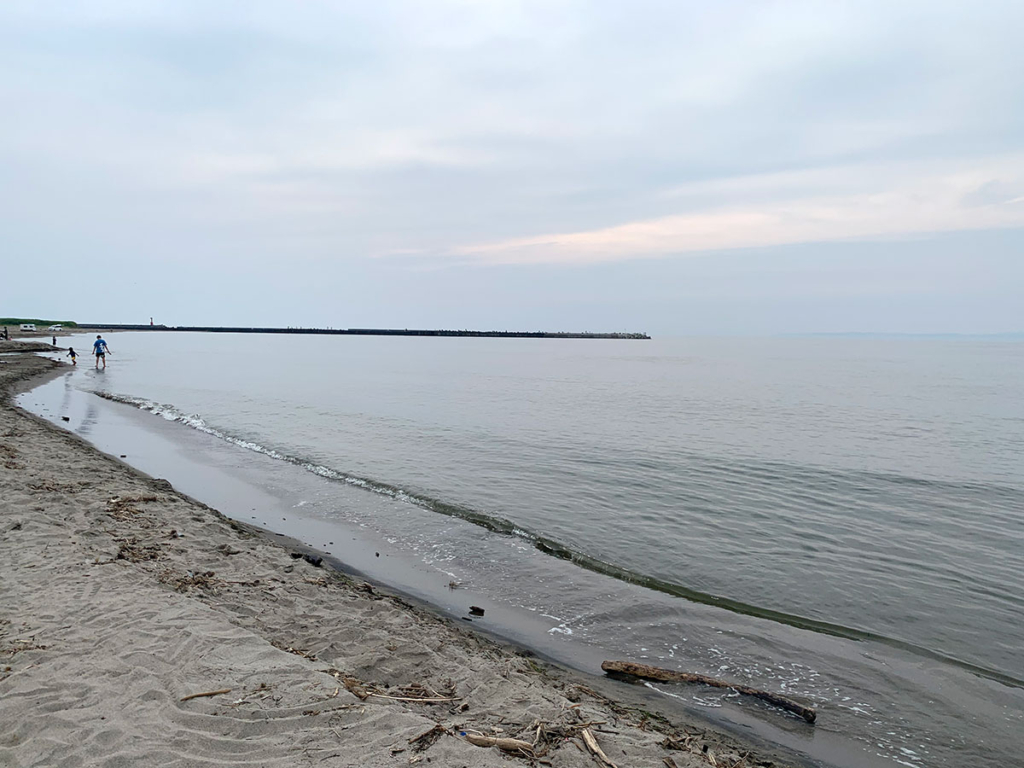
[93,335,111,369]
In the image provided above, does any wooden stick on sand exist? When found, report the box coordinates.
[180,688,232,702]
[368,693,459,703]
[601,660,816,724]
[581,727,618,768]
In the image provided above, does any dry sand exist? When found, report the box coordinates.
[1,349,795,768]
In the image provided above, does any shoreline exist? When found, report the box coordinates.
[62,368,1024,690]
[0,349,804,768]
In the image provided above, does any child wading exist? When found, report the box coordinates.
[92,335,111,369]
[67,348,77,365]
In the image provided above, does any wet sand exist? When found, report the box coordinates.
[0,348,800,768]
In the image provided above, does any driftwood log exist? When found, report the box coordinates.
[601,660,816,724]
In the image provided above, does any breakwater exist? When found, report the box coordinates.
[77,325,650,339]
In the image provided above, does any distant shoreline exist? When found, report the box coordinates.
[76,324,651,339]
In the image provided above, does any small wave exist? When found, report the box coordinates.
[94,389,1024,690]
[95,391,527,535]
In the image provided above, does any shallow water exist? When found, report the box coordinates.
[24,332,1024,768]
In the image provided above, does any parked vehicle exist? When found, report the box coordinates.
[47,325,62,331]
[20,324,36,331]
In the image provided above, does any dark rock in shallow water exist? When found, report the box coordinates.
[302,553,323,568]
[469,606,485,617]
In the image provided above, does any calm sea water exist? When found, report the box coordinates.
[25,332,1024,768]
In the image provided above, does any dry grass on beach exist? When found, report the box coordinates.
[0,349,792,768]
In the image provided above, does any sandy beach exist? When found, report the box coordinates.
[0,347,796,768]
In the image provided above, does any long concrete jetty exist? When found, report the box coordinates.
[77,324,650,340]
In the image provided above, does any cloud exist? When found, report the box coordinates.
[2,1,1023,332]
[450,158,1024,264]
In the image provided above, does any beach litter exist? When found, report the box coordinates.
[159,568,221,592]
[270,641,317,660]
[105,494,160,522]
[115,536,162,562]
[369,681,458,703]
[28,479,84,494]
[321,669,461,706]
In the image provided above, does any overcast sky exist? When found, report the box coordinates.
[2,1,1022,334]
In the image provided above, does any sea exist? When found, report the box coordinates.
[20,331,1024,768]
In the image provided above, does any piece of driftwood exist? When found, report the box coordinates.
[462,733,534,754]
[581,727,618,768]
[601,660,816,724]
[369,693,458,703]
[180,688,231,702]
[408,724,447,752]
[341,676,369,700]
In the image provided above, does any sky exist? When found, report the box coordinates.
[2,0,1022,335]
